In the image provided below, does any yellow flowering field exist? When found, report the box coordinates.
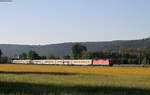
[0,64,149,75]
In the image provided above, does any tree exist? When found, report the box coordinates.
[27,50,40,60]
[1,56,11,64]
[47,55,57,59]
[63,55,71,59]
[40,56,47,59]
[19,51,47,60]
[102,49,110,59]
[81,51,90,59]
[19,53,27,59]
[71,43,87,59]
[88,51,101,59]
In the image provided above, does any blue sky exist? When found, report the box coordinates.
[0,0,150,45]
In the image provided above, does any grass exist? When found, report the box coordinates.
[0,64,150,95]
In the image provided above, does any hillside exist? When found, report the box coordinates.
[0,38,150,57]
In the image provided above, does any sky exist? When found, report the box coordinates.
[0,0,150,45]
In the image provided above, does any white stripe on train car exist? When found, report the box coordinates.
[32,60,42,64]
[43,60,56,65]
[71,60,92,65]
[55,60,64,65]
[12,60,31,64]
[63,60,72,65]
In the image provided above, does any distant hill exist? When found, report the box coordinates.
[0,38,150,57]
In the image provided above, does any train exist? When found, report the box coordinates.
[12,59,112,66]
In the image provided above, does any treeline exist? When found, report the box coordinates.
[1,43,150,64]
[18,43,150,65]
[67,43,150,64]
[0,49,11,64]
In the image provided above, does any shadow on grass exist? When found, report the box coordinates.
[0,71,78,75]
[0,81,150,95]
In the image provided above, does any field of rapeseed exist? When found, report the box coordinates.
[0,64,150,95]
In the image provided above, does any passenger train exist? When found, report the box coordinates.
[12,59,111,66]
